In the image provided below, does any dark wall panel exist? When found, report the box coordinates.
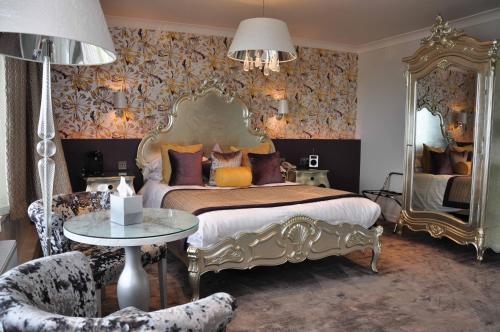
[62,139,143,192]
[62,139,360,193]
[273,139,360,193]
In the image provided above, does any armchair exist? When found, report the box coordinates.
[0,252,236,331]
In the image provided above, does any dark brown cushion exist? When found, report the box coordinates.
[248,152,284,185]
[168,149,204,186]
[429,148,453,175]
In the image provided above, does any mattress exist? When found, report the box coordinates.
[140,180,381,248]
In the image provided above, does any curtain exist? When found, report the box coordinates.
[5,58,72,221]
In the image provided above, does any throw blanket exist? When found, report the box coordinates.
[162,185,360,216]
[443,176,471,209]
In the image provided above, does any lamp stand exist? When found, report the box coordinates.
[37,39,56,256]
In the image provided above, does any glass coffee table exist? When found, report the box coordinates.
[64,208,198,311]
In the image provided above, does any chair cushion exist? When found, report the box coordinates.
[72,243,166,289]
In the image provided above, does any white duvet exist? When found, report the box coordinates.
[140,180,381,249]
[412,173,462,213]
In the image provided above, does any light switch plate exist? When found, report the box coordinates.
[118,161,127,170]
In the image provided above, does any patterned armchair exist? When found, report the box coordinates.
[27,191,168,311]
[0,252,236,331]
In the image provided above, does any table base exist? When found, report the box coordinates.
[117,246,150,310]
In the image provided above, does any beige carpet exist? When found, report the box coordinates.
[103,224,500,331]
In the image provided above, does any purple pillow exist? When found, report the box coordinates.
[248,152,284,185]
[168,150,204,186]
[429,149,453,175]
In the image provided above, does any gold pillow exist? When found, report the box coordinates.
[215,167,252,187]
[453,161,470,175]
[422,144,445,173]
[229,142,272,168]
[160,143,203,183]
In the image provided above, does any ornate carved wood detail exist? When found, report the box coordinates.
[421,15,464,49]
[397,210,480,248]
[403,15,497,75]
[187,215,383,300]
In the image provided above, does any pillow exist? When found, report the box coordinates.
[248,152,284,185]
[168,150,204,186]
[450,150,468,174]
[230,143,272,168]
[209,151,243,186]
[422,144,445,173]
[453,161,471,175]
[215,167,252,187]
[143,157,163,181]
[429,149,453,175]
[212,143,224,153]
[161,143,203,183]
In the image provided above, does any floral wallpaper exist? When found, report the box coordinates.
[52,27,358,139]
[417,67,476,142]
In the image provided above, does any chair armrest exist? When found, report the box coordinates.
[102,293,237,331]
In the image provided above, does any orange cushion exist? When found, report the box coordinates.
[215,167,252,187]
[161,143,203,183]
[229,143,272,168]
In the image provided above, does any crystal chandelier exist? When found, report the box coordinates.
[228,1,297,75]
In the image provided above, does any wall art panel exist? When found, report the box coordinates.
[52,27,358,139]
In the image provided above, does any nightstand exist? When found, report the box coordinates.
[85,175,135,193]
[287,169,330,188]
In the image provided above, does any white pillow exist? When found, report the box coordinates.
[143,157,163,181]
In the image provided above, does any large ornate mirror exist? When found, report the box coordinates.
[397,15,499,260]
[412,65,476,222]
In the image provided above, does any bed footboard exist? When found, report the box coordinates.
[187,215,383,300]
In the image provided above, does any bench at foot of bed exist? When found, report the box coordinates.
[185,215,383,301]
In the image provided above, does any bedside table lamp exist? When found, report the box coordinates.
[0,0,116,255]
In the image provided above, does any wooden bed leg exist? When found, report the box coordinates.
[187,246,201,301]
[371,226,383,273]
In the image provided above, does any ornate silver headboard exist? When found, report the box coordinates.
[136,80,274,169]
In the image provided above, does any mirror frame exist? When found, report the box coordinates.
[397,15,498,251]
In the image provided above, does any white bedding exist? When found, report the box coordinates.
[412,173,462,212]
[140,180,381,248]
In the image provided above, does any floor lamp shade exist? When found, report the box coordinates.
[0,0,116,256]
[228,17,296,63]
[0,0,116,65]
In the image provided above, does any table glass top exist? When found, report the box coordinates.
[64,208,198,240]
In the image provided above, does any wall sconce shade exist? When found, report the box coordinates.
[113,91,127,109]
[277,99,289,119]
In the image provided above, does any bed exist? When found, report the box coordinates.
[136,79,383,300]
[412,173,471,212]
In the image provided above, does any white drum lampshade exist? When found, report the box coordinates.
[0,0,116,65]
[0,0,116,256]
[228,17,296,74]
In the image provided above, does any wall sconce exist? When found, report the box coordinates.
[277,99,289,120]
[113,90,127,116]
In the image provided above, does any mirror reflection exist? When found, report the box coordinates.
[412,66,476,222]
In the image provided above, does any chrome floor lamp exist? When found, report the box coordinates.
[0,0,116,255]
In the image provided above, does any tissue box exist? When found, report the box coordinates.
[110,194,143,226]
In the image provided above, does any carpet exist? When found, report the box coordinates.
[102,224,500,331]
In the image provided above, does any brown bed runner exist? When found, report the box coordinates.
[443,176,471,209]
[162,185,361,216]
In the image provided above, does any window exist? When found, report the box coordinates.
[0,55,9,216]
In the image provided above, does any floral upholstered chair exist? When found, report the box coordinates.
[0,252,236,331]
[27,191,168,313]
